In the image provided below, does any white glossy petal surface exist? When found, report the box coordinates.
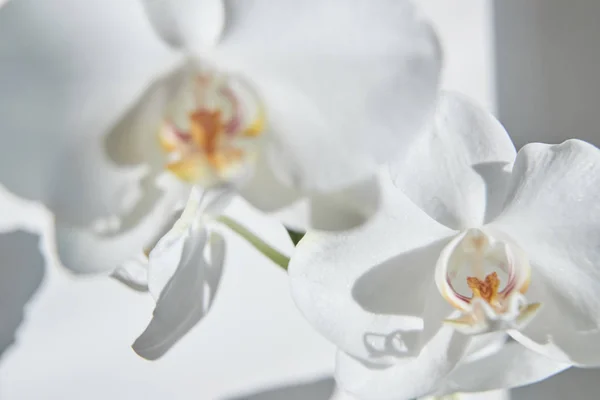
[509,281,600,367]
[289,176,454,363]
[391,92,516,230]
[443,339,569,393]
[141,0,224,51]
[335,326,469,400]
[215,0,441,192]
[492,140,600,365]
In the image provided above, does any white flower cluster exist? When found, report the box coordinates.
[1,1,599,399]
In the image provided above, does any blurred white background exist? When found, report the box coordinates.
[0,0,599,399]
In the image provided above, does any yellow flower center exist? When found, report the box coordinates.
[467,271,501,306]
[436,228,541,334]
[158,72,265,186]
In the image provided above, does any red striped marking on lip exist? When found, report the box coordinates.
[221,87,242,135]
[446,252,519,304]
[446,276,471,303]
[499,254,517,296]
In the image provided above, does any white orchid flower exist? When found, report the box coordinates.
[0,0,441,278]
[289,92,600,399]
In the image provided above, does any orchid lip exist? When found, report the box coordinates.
[158,68,265,187]
[435,228,540,335]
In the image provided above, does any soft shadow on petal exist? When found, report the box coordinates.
[242,141,371,228]
[206,231,226,296]
[443,338,569,394]
[104,63,190,168]
[418,282,458,350]
[239,148,302,213]
[511,367,600,400]
[353,276,452,363]
[134,185,229,359]
[133,226,226,360]
[146,186,231,298]
[472,162,514,224]
[141,0,224,52]
[352,239,447,317]
[390,92,516,230]
[509,273,600,367]
[224,377,335,400]
[276,174,381,231]
[289,180,454,363]
[492,140,600,365]
[358,280,454,364]
[216,0,441,193]
[55,179,187,274]
[335,326,469,400]
[0,231,44,359]
[97,65,199,240]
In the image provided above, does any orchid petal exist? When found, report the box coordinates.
[133,225,226,360]
[492,140,600,365]
[390,92,516,230]
[110,185,221,289]
[241,152,381,230]
[215,0,441,192]
[141,0,224,52]
[275,174,381,232]
[289,174,454,364]
[238,150,302,212]
[55,177,187,274]
[443,339,569,394]
[104,62,191,169]
[0,0,177,225]
[147,186,232,298]
[111,260,149,292]
[508,278,600,367]
[335,325,469,400]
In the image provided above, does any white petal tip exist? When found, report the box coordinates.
[131,339,166,361]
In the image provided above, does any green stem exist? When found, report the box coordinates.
[286,228,305,246]
[216,215,290,271]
